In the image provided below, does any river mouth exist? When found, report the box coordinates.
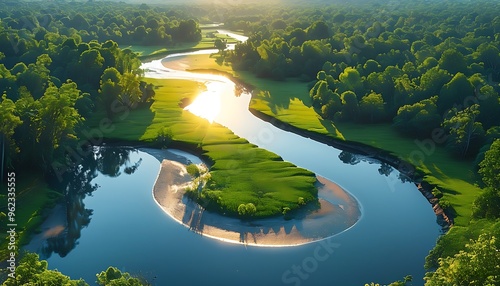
[150,151,361,247]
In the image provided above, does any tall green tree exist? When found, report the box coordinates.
[442,104,484,157]
[0,95,22,181]
[359,92,386,123]
[394,96,441,137]
[437,72,474,113]
[479,139,500,190]
[96,267,147,286]
[33,81,85,169]
[439,49,467,75]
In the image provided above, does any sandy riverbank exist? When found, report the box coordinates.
[152,158,361,247]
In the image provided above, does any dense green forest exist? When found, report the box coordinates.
[0,1,208,175]
[1,0,499,285]
[224,0,500,158]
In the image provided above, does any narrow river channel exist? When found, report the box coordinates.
[26,30,441,286]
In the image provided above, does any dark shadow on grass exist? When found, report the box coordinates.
[320,118,340,135]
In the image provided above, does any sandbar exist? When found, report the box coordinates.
[152,157,361,247]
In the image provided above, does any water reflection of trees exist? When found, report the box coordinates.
[338,150,414,184]
[41,146,141,258]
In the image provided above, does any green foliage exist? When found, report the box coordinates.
[155,126,173,148]
[479,139,500,190]
[425,220,500,270]
[442,104,485,157]
[424,234,500,286]
[359,92,386,123]
[186,164,200,178]
[2,253,88,286]
[437,72,474,113]
[472,188,500,219]
[393,96,441,137]
[431,187,443,199]
[438,49,467,75]
[96,267,146,286]
[237,203,257,216]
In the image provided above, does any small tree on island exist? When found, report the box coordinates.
[238,203,256,216]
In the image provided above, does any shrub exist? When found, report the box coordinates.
[156,126,173,148]
[186,164,200,178]
[238,203,256,216]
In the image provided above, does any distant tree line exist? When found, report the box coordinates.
[0,1,201,47]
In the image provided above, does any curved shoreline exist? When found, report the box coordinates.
[248,108,454,227]
[158,52,453,228]
[152,158,361,247]
[159,54,453,228]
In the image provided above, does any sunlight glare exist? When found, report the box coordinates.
[184,88,221,123]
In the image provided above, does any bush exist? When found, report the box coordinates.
[432,187,443,198]
[298,197,306,205]
[238,203,257,216]
[438,199,451,211]
[186,164,200,178]
[156,126,173,148]
[472,188,500,219]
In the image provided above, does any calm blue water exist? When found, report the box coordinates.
[33,144,439,286]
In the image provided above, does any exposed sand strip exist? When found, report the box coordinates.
[152,158,361,247]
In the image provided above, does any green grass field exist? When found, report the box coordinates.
[88,78,318,218]
[425,219,500,269]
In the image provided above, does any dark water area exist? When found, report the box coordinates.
[24,144,440,286]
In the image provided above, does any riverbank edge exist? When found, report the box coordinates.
[159,62,454,227]
[151,158,361,247]
[248,107,454,228]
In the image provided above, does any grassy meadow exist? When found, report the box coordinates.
[88,78,317,218]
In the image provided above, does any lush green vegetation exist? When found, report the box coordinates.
[2,252,149,285]
[89,77,318,218]
[194,0,500,284]
[2,0,500,285]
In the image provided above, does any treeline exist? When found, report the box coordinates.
[225,0,500,161]
[0,2,208,178]
[0,1,201,49]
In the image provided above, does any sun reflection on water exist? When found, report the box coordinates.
[184,83,222,123]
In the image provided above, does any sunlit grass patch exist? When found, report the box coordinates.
[336,122,481,226]
[88,77,318,218]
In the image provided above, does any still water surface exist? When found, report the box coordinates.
[27,30,441,285]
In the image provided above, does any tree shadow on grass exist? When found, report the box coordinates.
[320,118,340,136]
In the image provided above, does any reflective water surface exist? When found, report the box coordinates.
[25,30,441,285]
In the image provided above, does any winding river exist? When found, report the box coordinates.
[26,30,441,285]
